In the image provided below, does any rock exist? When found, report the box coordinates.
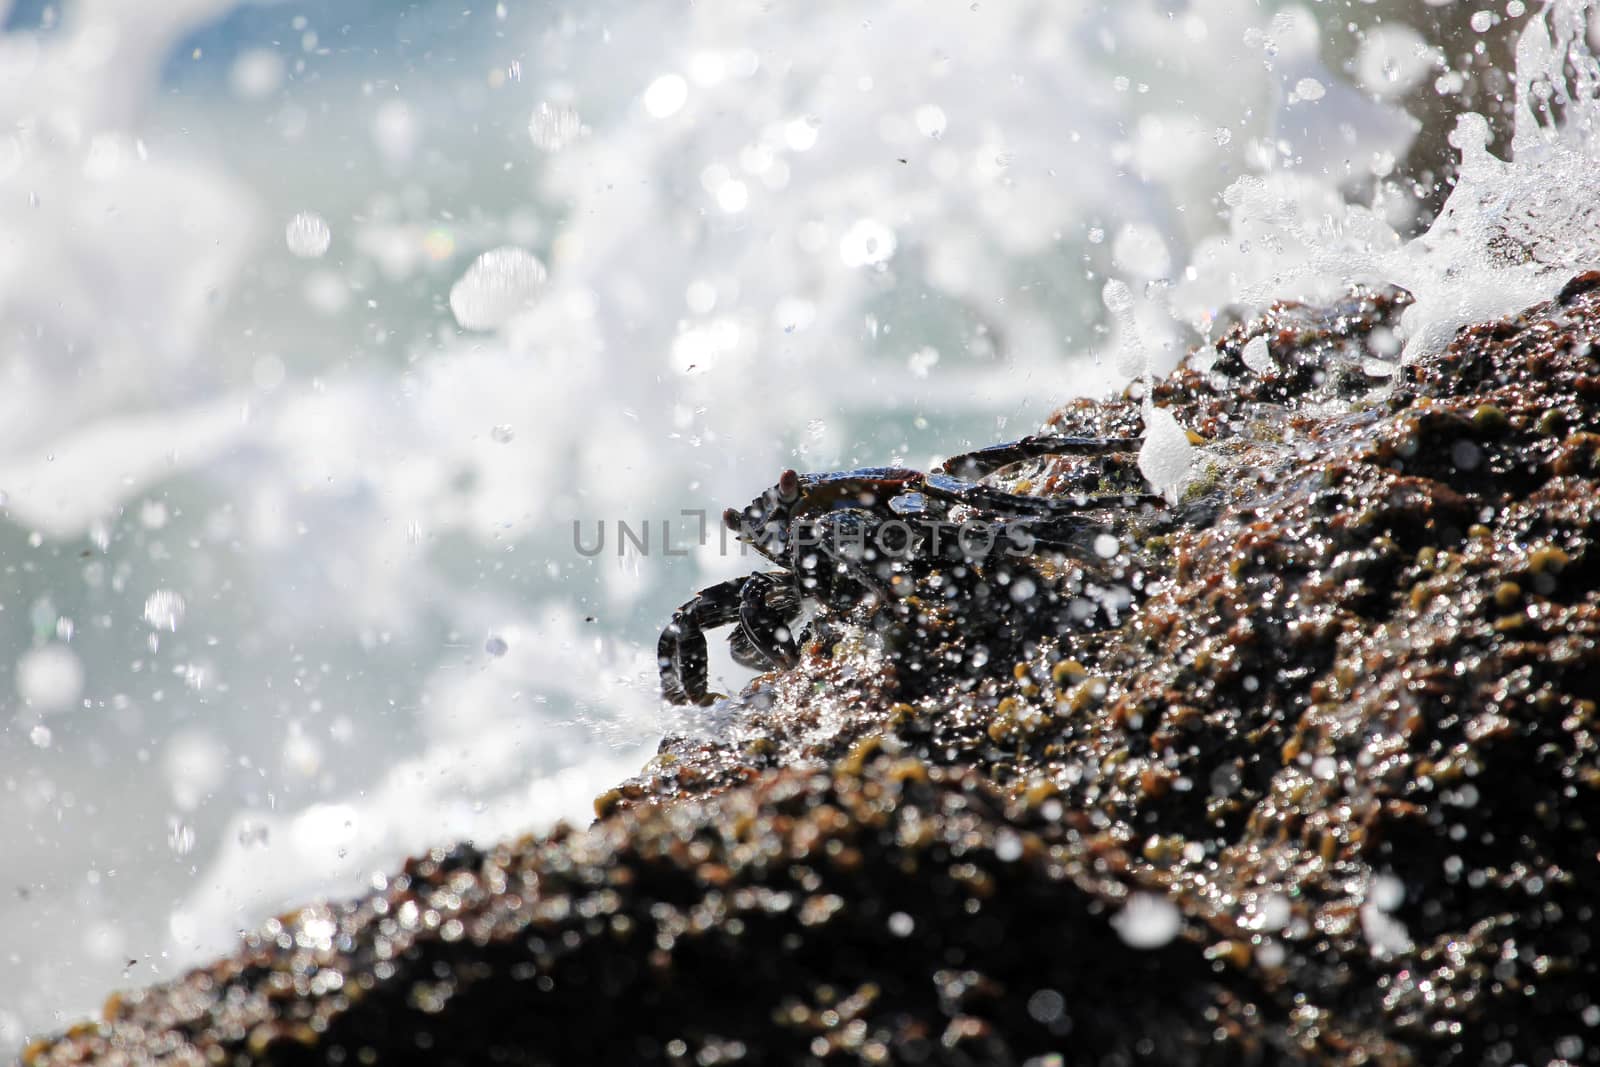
[24,280,1600,1065]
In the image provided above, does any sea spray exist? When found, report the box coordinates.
[1176,0,1600,362]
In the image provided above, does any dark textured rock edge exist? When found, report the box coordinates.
[23,277,1600,1066]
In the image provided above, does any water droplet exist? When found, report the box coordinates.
[17,645,85,711]
[1293,77,1326,102]
[1242,335,1274,375]
[839,218,897,267]
[29,724,52,748]
[143,590,187,632]
[1451,439,1483,471]
[229,49,284,100]
[643,74,688,118]
[485,635,509,657]
[167,818,196,856]
[372,100,418,163]
[1213,127,1233,147]
[1138,406,1196,502]
[490,424,515,444]
[528,101,584,150]
[1371,873,1405,911]
[1112,893,1181,948]
[1101,278,1134,314]
[449,247,548,331]
[1112,222,1172,280]
[285,212,332,258]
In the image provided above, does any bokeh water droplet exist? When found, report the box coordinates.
[236,821,270,849]
[643,74,688,118]
[167,818,196,857]
[229,49,284,100]
[1242,335,1274,375]
[17,645,85,712]
[839,218,897,267]
[528,102,583,150]
[143,590,187,632]
[449,247,548,331]
[1293,77,1326,102]
[285,211,332,258]
[1113,893,1181,948]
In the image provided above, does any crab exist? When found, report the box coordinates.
[657,434,1168,706]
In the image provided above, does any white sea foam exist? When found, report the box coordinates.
[1176,1,1600,363]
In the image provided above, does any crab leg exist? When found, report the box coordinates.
[998,515,1119,556]
[738,571,803,669]
[939,434,1142,479]
[920,473,1164,516]
[658,578,746,706]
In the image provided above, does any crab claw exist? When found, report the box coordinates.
[777,468,801,502]
[658,579,745,706]
[723,507,743,532]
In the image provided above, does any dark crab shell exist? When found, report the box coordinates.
[662,435,1168,706]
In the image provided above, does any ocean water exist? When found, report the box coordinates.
[0,0,1586,1051]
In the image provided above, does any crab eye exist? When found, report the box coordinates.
[778,469,801,502]
[723,507,742,532]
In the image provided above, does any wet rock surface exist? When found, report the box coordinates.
[25,278,1600,1066]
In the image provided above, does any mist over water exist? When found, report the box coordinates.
[0,0,1575,1050]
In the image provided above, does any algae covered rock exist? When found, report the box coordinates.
[24,278,1600,1065]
